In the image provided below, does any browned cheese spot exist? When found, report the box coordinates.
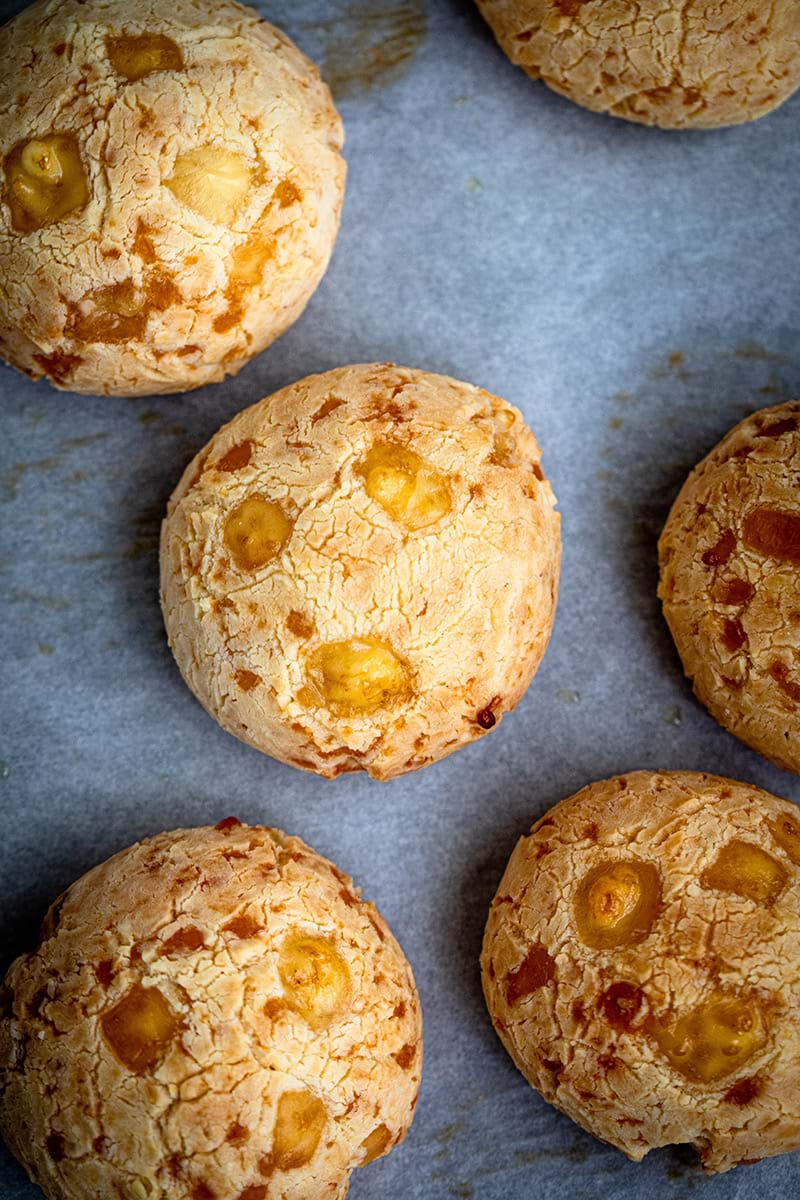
[724,1076,762,1106]
[769,661,800,703]
[32,351,84,385]
[217,441,254,472]
[286,610,314,638]
[94,960,114,987]
[742,507,800,563]
[553,0,590,15]
[758,418,797,438]
[721,617,747,652]
[598,981,645,1030]
[476,706,497,730]
[311,397,344,423]
[702,528,736,567]
[273,178,302,208]
[505,943,556,1005]
[714,577,755,606]
[215,816,242,832]
[392,1041,417,1069]
[161,926,205,956]
[68,273,180,344]
[226,1122,249,1146]
[45,1132,66,1162]
[234,669,261,692]
[214,224,276,332]
[223,913,262,940]
[132,218,157,262]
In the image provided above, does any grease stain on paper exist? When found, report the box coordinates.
[433,1120,464,1160]
[2,433,108,501]
[650,350,689,382]
[307,2,426,98]
[53,501,164,565]
[735,341,787,364]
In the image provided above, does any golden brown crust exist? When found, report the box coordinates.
[658,402,800,774]
[0,822,422,1200]
[481,770,800,1173]
[476,0,800,129]
[159,363,561,781]
[0,0,345,396]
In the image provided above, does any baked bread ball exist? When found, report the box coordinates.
[481,770,800,1172]
[659,402,800,774]
[0,0,344,396]
[476,1,800,129]
[160,363,560,781]
[0,820,422,1200]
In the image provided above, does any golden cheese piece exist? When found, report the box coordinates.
[574,859,661,949]
[307,638,411,716]
[0,823,422,1199]
[224,495,293,572]
[701,840,788,906]
[653,993,766,1085]
[357,443,452,531]
[270,1089,327,1171]
[277,933,352,1029]
[100,983,180,1073]
[482,770,800,1173]
[106,32,183,81]
[5,134,88,233]
[165,146,252,226]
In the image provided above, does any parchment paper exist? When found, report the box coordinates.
[2,2,800,1198]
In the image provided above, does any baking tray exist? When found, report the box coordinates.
[2,1,800,1197]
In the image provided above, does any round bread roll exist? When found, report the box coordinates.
[0,820,422,1200]
[481,770,800,1172]
[475,1,800,129]
[160,363,560,781]
[0,0,344,396]
[659,402,800,774]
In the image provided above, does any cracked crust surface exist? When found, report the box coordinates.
[159,363,561,781]
[0,821,422,1200]
[659,402,800,774]
[0,0,345,396]
[481,770,800,1172]
[475,1,800,129]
